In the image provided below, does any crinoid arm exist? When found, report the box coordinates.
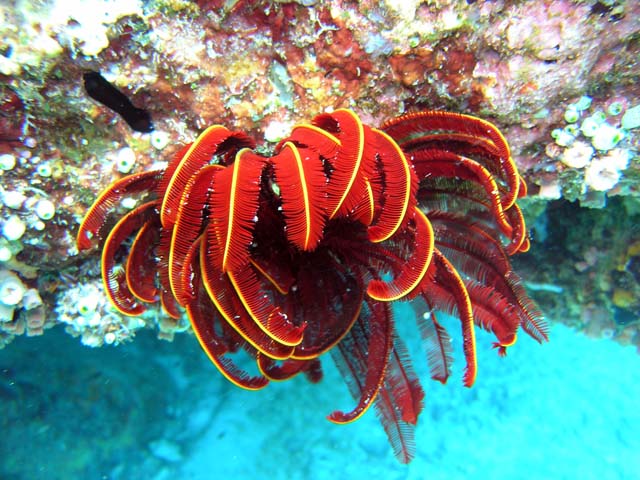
[78,108,544,464]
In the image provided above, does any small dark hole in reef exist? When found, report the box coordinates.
[590,1,613,17]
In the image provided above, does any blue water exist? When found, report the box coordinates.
[2,302,638,479]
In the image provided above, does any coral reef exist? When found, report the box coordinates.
[0,0,638,349]
[541,94,636,206]
[0,268,45,343]
[514,196,640,351]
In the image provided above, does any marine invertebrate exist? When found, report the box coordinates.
[1,215,27,242]
[0,269,26,307]
[0,268,45,338]
[34,199,56,221]
[83,71,153,133]
[549,94,638,200]
[55,280,146,347]
[0,153,17,171]
[76,109,546,463]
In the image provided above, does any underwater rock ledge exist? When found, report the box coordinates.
[0,0,639,350]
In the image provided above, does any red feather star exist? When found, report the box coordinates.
[77,109,547,463]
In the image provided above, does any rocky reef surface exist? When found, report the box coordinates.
[0,0,639,350]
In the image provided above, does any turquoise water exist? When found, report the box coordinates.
[1,2,638,479]
[2,302,638,479]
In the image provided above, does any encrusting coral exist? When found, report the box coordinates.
[0,0,638,350]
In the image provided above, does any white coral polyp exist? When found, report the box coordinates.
[0,270,27,306]
[601,148,631,171]
[584,159,621,192]
[560,140,593,169]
